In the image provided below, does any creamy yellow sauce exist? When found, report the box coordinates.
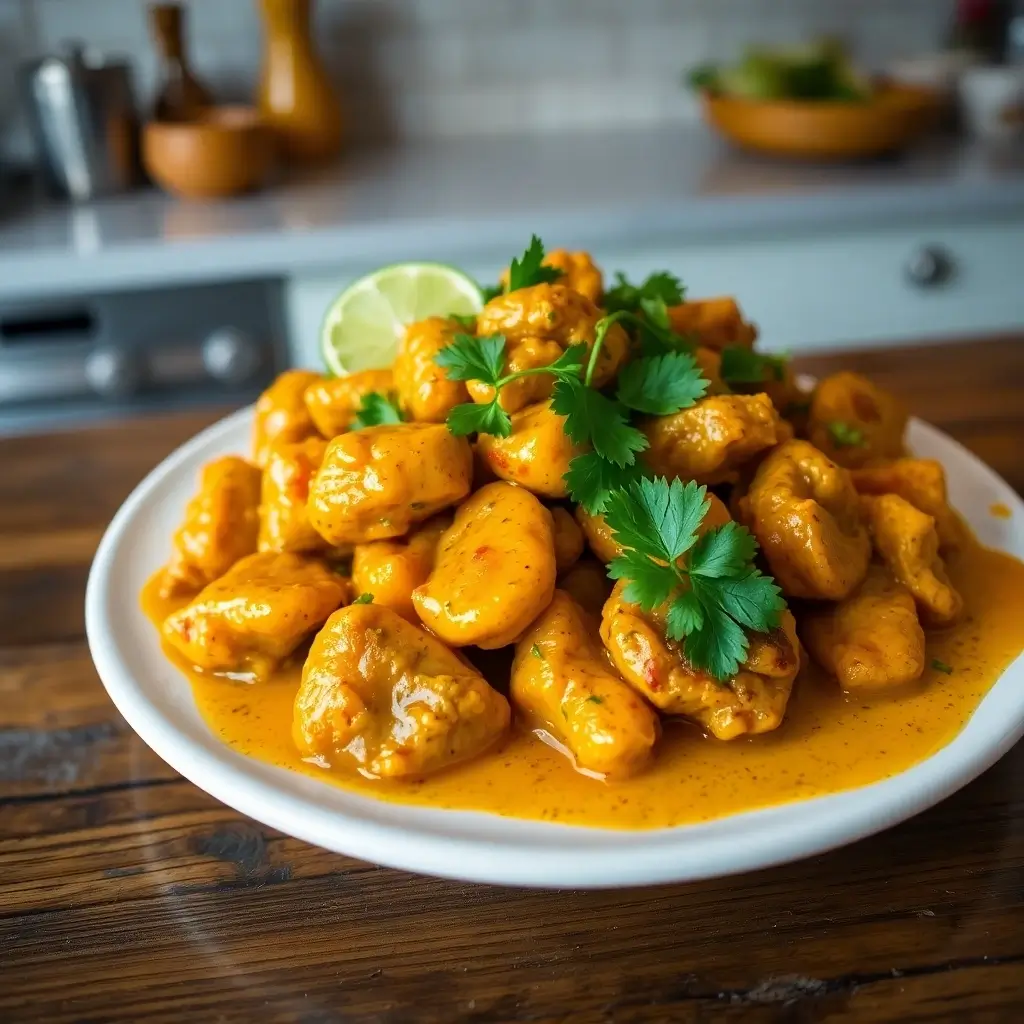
[143,539,1024,830]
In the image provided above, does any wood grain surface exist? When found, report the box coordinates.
[2,336,1024,1024]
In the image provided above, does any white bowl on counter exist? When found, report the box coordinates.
[958,65,1024,143]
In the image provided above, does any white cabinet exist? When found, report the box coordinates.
[285,218,1024,367]
[610,221,1024,353]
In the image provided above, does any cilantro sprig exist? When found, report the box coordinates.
[603,271,685,315]
[436,335,587,438]
[352,392,403,429]
[508,235,564,292]
[433,298,709,512]
[720,346,789,389]
[605,477,785,680]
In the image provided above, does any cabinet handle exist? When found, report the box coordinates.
[905,245,955,288]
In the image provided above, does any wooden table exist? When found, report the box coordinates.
[3,337,1024,1023]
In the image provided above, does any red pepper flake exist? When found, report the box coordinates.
[473,545,491,559]
[643,660,659,689]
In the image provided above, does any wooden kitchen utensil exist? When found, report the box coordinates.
[148,3,212,122]
[256,0,343,164]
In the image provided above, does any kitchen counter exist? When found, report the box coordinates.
[2,336,1024,1022]
[1,128,1023,302]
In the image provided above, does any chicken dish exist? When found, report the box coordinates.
[142,239,1024,829]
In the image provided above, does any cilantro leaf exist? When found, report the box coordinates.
[666,590,704,637]
[550,377,647,467]
[446,400,511,438]
[601,476,785,680]
[720,346,788,388]
[352,392,403,429]
[616,351,709,415]
[354,592,374,605]
[448,312,477,329]
[683,591,750,680]
[931,657,953,674]
[480,283,503,303]
[688,521,758,579]
[608,549,678,608]
[531,643,544,660]
[639,295,672,331]
[563,452,646,515]
[549,342,589,376]
[604,271,685,314]
[605,477,707,564]
[434,333,506,384]
[696,571,784,633]
[507,235,564,292]
[827,420,865,448]
[642,271,685,306]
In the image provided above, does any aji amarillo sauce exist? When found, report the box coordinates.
[142,535,1024,831]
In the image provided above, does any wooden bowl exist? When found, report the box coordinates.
[143,106,274,199]
[701,84,939,161]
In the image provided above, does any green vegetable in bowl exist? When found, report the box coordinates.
[687,39,873,103]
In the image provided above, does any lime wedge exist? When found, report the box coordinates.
[320,262,484,375]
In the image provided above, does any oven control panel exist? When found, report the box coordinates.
[0,279,286,426]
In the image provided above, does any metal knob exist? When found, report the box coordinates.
[202,327,263,385]
[85,346,143,398]
[905,245,955,288]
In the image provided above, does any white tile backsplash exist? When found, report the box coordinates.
[4,0,954,153]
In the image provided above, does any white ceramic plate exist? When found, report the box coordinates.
[86,408,1024,889]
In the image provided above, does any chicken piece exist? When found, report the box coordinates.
[294,603,510,778]
[666,297,757,352]
[253,370,321,466]
[498,249,604,304]
[739,440,870,601]
[413,482,557,649]
[475,401,584,498]
[642,394,782,486]
[258,437,329,553]
[801,565,925,690]
[303,369,394,440]
[694,347,727,395]
[512,591,659,778]
[393,316,470,423]
[600,580,800,740]
[351,516,449,623]
[559,559,613,617]
[471,283,629,413]
[550,507,584,572]
[544,249,604,304]
[163,552,349,679]
[160,456,261,599]
[850,458,962,550]
[576,493,732,566]
[575,505,622,564]
[308,423,472,546]
[860,494,963,628]
[808,371,907,469]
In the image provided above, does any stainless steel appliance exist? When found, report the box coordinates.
[0,278,286,435]
[22,45,140,201]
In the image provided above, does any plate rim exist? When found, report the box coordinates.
[85,407,1024,889]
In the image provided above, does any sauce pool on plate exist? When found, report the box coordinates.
[142,536,1024,831]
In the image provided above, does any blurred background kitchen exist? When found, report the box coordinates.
[0,0,1022,434]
